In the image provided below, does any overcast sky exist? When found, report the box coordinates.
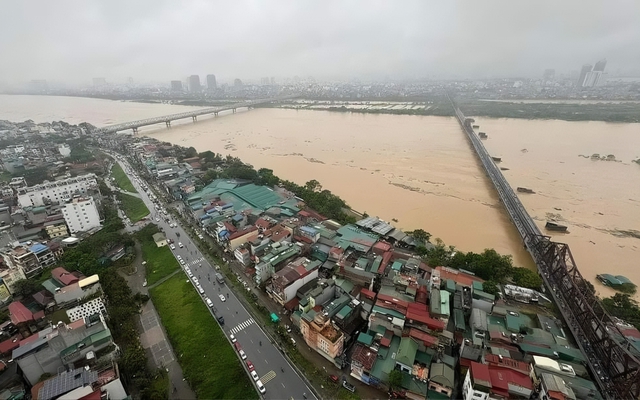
[1,0,639,84]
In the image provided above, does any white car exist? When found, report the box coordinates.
[179,259,185,265]
[239,350,247,360]
[170,244,176,250]
[206,298,213,307]
[155,218,160,222]
[178,242,184,248]
[256,380,266,394]
[230,334,236,343]
[192,278,199,286]
[219,294,226,302]
[197,285,205,294]
[250,371,259,381]
[198,234,204,239]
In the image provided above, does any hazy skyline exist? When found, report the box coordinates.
[1,0,639,84]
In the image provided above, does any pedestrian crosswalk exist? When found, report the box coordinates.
[230,318,255,335]
[260,370,276,384]
[184,257,204,268]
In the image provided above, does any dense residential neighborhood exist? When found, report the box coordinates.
[0,117,632,399]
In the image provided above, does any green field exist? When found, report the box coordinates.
[117,192,149,222]
[150,275,257,400]
[111,162,136,192]
[138,229,179,286]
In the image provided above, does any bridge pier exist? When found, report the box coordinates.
[214,112,218,117]
[192,116,197,122]
[232,108,236,113]
[166,121,171,128]
[132,127,138,134]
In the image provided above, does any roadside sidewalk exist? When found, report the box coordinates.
[121,242,196,400]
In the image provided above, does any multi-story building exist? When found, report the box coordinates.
[66,298,106,322]
[29,243,56,269]
[171,80,183,91]
[8,245,41,278]
[189,75,201,92]
[12,314,113,386]
[0,253,26,296]
[44,221,68,238]
[207,74,217,90]
[269,257,320,305]
[463,361,534,400]
[17,173,98,207]
[300,310,344,363]
[62,196,101,233]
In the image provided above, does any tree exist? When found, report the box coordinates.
[304,179,322,192]
[388,369,403,390]
[408,229,432,244]
[482,280,500,296]
[511,267,543,290]
[13,279,41,297]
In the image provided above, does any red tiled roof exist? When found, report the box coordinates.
[284,297,300,311]
[0,335,22,355]
[405,305,445,331]
[52,267,79,286]
[223,221,237,233]
[228,226,258,240]
[485,353,530,374]
[377,293,409,310]
[489,366,533,393]
[620,327,640,340]
[408,328,438,348]
[255,218,272,229]
[9,301,33,324]
[436,266,483,287]
[378,251,393,274]
[470,362,492,387]
[294,235,313,244]
[360,288,376,301]
[351,343,377,371]
[373,241,392,254]
[297,209,326,221]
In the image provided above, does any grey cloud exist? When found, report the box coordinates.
[0,0,638,83]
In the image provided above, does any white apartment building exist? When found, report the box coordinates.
[62,197,101,234]
[17,173,98,207]
[66,298,107,322]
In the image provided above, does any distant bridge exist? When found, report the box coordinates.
[94,95,297,134]
[449,95,640,400]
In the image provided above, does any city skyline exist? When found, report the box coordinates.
[1,0,639,83]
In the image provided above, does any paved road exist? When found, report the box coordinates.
[112,154,316,400]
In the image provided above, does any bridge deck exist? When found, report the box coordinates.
[94,95,296,134]
[450,96,640,399]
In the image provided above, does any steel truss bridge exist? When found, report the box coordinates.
[94,95,298,134]
[449,95,640,399]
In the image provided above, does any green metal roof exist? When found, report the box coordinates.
[473,290,495,302]
[400,371,429,396]
[472,281,484,291]
[396,337,419,367]
[391,260,403,271]
[337,305,352,319]
[430,288,441,315]
[357,332,374,346]
[440,290,450,317]
[370,335,400,382]
[372,305,405,320]
[506,314,523,332]
[454,309,466,331]
[517,343,558,358]
[415,350,432,366]
[429,363,454,388]
[445,279,456,293]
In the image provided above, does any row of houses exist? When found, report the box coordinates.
[97,132,602,400]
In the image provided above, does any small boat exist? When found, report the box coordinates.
[473,125,480,129]
[545,221,568,232]
[491,156,502,162]
[479,132,488,139]
[517,187,535,194]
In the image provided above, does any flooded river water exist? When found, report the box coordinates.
[1,94,639,298]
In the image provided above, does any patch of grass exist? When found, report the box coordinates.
[117,192,149,223]
[150,274,257,400]
[112,163,136,192]
[138,231,179,286]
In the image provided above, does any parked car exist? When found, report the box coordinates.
[206,298,213,307]
[250,370,259,381]
[170,244,176,250]
[239,350,247,360]
[246,360,254,371]
[256,380,266,394]
[342,381,356,393]
[328,375,339,383]
[230,334,237,343]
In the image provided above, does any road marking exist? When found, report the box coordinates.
[230,318,255,334]
[281,383,286,388]
[260,370,276,384]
